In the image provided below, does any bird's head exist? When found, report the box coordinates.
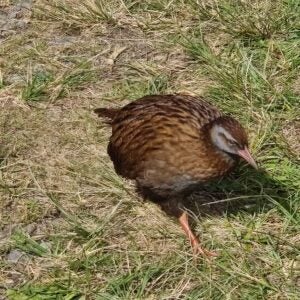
[209,116,257,169]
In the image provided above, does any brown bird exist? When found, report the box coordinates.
[94,94,257,256]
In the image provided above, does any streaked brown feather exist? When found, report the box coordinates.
[94,107,120,124]
[95,94,237,199]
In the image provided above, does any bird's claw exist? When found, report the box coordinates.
[192,240,217,258]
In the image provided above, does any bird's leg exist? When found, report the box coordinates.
[178,211,217,257]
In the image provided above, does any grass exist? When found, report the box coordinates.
[189,0,300,40]
[0,0,299,299]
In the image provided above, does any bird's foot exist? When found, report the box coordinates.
[191,238,217,258]
[179,211,217,258]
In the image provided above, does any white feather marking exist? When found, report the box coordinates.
[210,125,237,154]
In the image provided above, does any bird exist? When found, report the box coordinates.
[94,93,257,256]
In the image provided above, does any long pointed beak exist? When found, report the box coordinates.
[237,147,258,169]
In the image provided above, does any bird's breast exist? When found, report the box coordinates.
[139,140,236,195]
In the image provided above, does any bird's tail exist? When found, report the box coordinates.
[94,107,119,124]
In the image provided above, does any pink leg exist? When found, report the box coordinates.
[179,211,217,257]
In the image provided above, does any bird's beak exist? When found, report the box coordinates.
[237,147,258,169]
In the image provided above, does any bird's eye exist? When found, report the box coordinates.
[228,140,238,147]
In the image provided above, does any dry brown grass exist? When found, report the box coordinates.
[1,0,299,299]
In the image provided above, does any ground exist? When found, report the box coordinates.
[0,0,299,299]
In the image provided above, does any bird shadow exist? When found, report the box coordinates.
[180,165,289,219]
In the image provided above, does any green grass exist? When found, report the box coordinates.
[20,61,96,103]
[0,0,299,299]
[21,71,53,102]
[188,0,300,40]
